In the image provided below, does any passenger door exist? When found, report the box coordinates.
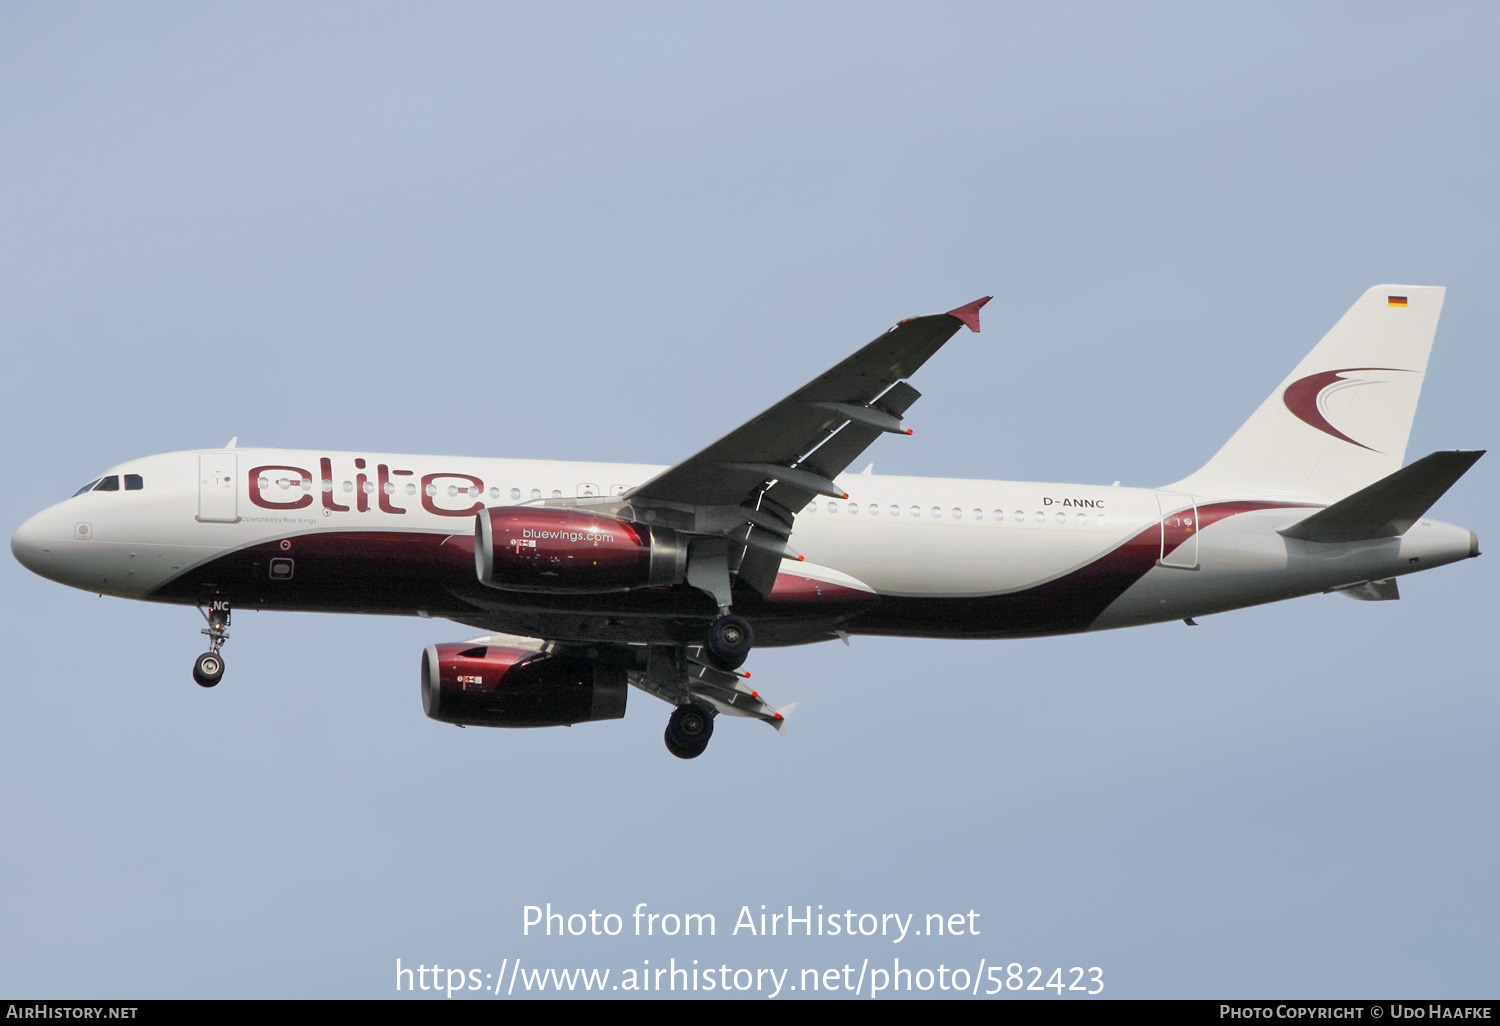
[198,453,239,523]
[1155,492,1199,570]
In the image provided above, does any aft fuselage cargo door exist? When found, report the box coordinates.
[1156,492,1199,570]
[198,452,239,523]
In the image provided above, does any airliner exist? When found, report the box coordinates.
[10,285,1482,758]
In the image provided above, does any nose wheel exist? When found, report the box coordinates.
[664,702,715,759]
[193,601,231,688]
[193,651,225,687]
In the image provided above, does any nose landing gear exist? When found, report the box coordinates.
[193,601,231,688]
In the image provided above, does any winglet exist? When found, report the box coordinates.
[944,296,992,333]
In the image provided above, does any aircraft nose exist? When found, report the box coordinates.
[11,510,56,576]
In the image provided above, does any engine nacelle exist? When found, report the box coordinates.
[474,507,687,593]
[421,643,628,727]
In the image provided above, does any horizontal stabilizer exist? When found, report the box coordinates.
[1281,450,1484,543]
[1329,578,1400,601]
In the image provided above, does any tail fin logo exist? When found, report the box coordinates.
[1283,367,1413,452]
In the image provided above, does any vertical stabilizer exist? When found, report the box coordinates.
[1168,285,1444,501]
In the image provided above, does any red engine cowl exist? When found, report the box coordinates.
[474,508,686,593]
[421,643,627,727]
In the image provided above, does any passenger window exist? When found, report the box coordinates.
[951,508,962,519]
[973,509,983,520]
[931,507,942,518]
[867,503,879,515]
[530,489,542,500]
[94,476,120,492]
[125,474,144,491]
[827,501,838,513]
[510,488,522,500]
[889,504,900,516]
[73,479,101,497]
[909,505,921,517]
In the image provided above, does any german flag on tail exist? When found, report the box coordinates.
[1388,295,1408,307]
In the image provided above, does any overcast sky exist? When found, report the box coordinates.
[2,2,1495,999]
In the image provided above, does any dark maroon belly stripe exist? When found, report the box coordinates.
[849,500,1315,638]
[147,501,1312,641]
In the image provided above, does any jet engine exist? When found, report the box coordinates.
[420,642,627,727]
[474,508,687,593]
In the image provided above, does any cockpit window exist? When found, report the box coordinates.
[124,474,143,491]
[94,476,120,492]
[72,479,101,497]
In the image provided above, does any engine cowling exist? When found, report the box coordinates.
[421,643,627,727]
[474,508,686,593]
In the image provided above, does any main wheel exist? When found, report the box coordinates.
[703,614,753,671]
[193,651,225,688]
[664,703,714,759]
[664,731,701,760]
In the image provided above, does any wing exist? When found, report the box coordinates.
[625,296,990,594]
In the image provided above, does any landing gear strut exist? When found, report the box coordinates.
[193,601,230,688]
[703,613,753,672]
[664,702,715,759]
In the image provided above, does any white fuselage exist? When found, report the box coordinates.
[11,448,1477,643]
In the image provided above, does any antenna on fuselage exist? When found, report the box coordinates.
[224,436,238,449]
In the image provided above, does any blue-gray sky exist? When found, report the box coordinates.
[1,2,1495,998]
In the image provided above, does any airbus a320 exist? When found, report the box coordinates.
[11,285,1481,758]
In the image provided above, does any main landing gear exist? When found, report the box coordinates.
[193,601,231,688]
[662,614,751,756]
[703,613,753,672]
[664,702,715,760]
[638,609,769,759]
